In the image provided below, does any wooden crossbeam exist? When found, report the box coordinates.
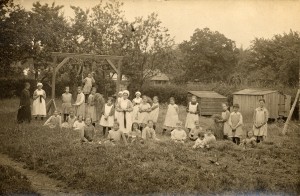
[106,59,118,73]
[51,52,123,60]
[55,57,70,72]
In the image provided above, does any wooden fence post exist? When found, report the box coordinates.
[282,89,300,135]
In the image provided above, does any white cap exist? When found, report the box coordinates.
[123,90,130,96]
[37,82,43,87]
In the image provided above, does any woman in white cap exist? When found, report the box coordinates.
[116,90,133,136]
[132,91,142,122]
[32,82,46,120]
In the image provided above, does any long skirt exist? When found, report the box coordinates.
[75,104,85,118]
[132,105,139,123]
[86,105,97,122]
[118,111,132,134]
[32,99,46,117]
[185,113,199,129]
[17,105,31,123]
[99,115,114,127]
[62,103,72,114]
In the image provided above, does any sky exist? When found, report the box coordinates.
[16,0,300,48]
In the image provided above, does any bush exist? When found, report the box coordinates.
[139,84,188,105]
[0,78,36,98]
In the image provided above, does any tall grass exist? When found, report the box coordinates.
[0,99,299,194]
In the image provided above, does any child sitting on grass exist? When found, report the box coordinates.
[73,115,85,131]
[192,128,216,149]
[81,117,95,143]
[105,121,127,146]
[240,130,257,149]
[142,120,159,141]
[62,110,77,129]
[43,110,61,129]
[128,122,142,143]
[171,121,187,143]
[189,120,204,141]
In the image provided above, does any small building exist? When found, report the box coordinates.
[149,72,170,85]
[187,91,227,116]
[233,89,291,122]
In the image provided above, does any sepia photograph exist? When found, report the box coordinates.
[0,0,299,195]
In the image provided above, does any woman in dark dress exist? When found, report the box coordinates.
[17,82,31,124]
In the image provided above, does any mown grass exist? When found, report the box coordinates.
[0,98,299,195]
[0,165,38,195]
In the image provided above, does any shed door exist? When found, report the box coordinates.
[278,95,287,117]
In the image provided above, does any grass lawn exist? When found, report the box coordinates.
[0,98,299,195]
[0,165,37,195]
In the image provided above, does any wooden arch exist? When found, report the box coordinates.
[48,52,123,112]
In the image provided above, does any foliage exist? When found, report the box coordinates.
[0,100,299,194]
[178,28,238,83]
[236,30,300,87]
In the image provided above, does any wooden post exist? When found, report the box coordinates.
[117,59,122,93]
[51,56,57,99]
[282,89,300,135]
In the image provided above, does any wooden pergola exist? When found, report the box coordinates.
[48,52,123,111]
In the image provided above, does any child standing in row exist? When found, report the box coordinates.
[132,91,142,122]
[116,90,133,136]
[163,97,179,135]
[253,99,269,143]
[99,97,115,136]
[114,91,123,122]
[228,104,243,145]
[82,73,95,102]
[185,95,200,132]
[138,95,151,130]
[87,87,97,126]
[61,86,73,122]
[148,96,160,130]
[220,103,231,139]
[171,121,187,143]
[74,86,85,119]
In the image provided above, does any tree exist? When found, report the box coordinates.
[179,28,238,83]
[237,30,300,87]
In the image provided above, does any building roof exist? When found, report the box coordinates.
[150,72,170,81]
[233,89,278,95]
[188,91,226,99]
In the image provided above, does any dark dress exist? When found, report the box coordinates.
[17,89,31,123]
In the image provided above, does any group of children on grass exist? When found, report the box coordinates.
[18,78,269,149]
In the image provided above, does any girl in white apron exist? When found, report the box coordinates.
[100,97,115,136]
[132,91,142,122]
[148,96,159,130]
[163,97,179,135]
[185,95,200,131]
[32,83,46,120]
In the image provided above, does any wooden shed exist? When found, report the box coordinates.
[187,91,227,116]
[233,89,291,122]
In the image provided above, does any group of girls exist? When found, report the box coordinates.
[20,79,269,149]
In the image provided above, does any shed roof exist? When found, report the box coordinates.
[233,89,278,95]
[188,91,226,99]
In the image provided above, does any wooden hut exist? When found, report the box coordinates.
[233,89,291,122]
[187,91,227,116]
